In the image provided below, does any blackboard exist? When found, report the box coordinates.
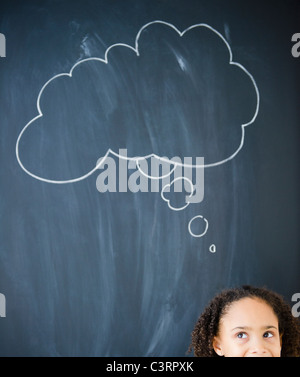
[0,0,299,356]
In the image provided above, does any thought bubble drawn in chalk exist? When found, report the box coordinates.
[188,215,209,238]
[161,177,194,211]
[16,20,259,184]
[209,244,216,253]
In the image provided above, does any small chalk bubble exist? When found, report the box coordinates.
[188,215,209,238]
[209,244,216,253]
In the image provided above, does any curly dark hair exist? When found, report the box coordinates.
[188,285,300,357]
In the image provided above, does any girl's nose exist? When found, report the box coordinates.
[248,338,269,356]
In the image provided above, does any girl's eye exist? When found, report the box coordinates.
[263,332,274,338]
[237,332,247,339]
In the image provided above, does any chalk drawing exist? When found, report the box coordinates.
[161,176,194,211]
[188,215,209,238]
[209,244,216,253]
[15,21,260,242]
[16,20,260,184]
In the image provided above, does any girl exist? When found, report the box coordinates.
[189,285,300,357]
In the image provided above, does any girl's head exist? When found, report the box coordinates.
[189,285,300,357]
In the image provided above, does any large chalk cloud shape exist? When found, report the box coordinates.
[16,21,259,183]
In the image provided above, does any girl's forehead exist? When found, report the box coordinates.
[220,297,279,328]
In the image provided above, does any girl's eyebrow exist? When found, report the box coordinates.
[231,326,251,332]
[231,325,278,332]
[263,326,278,330]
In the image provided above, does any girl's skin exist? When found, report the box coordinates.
[213,297,282,357]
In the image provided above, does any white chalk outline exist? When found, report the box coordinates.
[209,244,216,253]
[188,215,209,238]
[161,176,194,211]
[135,157,177,180]
[16,20,260,184]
